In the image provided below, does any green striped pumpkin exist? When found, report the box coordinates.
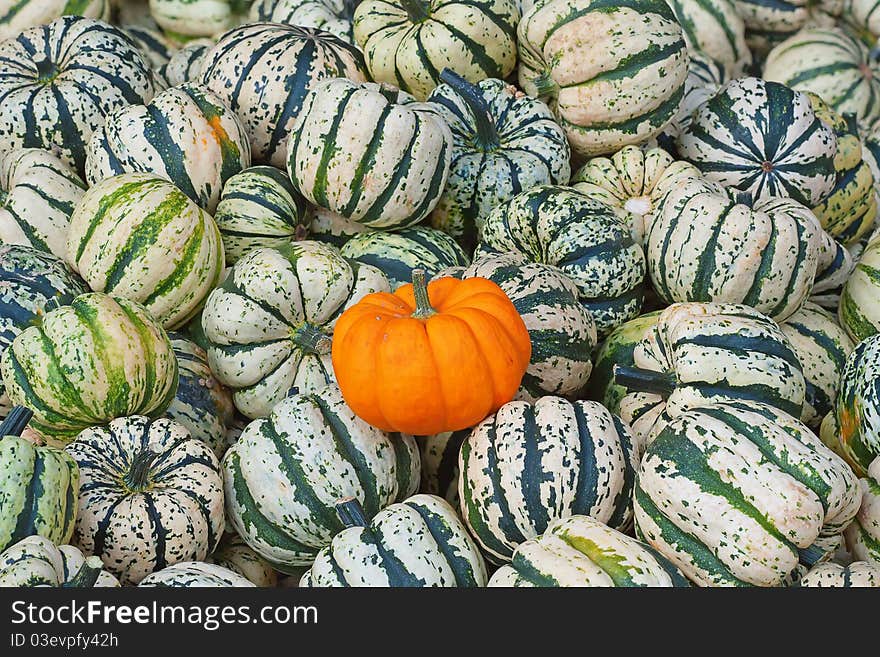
[659,50,728,145]
[162,40,212,87]
[665,0,750,75]
[138,562,255,587]
[0,0,110,41]
[287,78,452,230]
[301,495,486,587]
[440,254,597,402]
[616,302,807,448]
[845,0,880,48]
[0,407,79,552]
[860,117,880,197]
[418,430,468,508]
[66,172,225,330]
[840,236,880,341]
[476,185,646,337]
[149,0,244,38]
[353,0,518,101]
[0,245,88,417]
[676,78,838,207]
[799,561,880,587]
[488,515,690,587]
[200,23,367,167]
[0,16,156,175]
[214,165,310,265]
[166,333,235,459]
[201,240,389,419]
[426,72,570,250]
[810,235,857,311]
[517,0,688,157]
[647,175,825,321]
[341,226,469,291]
[66,415,225,585]
[209,532,278,587]
[222,384,420,571]
[734,0,810,53]
[0,293,178,444]
[459,396,638,564]
[845,456,880,563]
[0,535,119,587]
[251,0,359,43]
[85,83,251,213]
[309,207,370,249]
[635,400,861,587]
[0,148,86,259]
[123,24,176,70]
[780,302,854,429]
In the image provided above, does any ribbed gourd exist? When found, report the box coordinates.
[138,562,255,587]
[418,430,468,508]
[664,0,749,76]
[0,0,110,41]
[208,532,278,587]
[845,456,880,564]
[840,235,880,341]
[799,561,880,587]
[250,0,360,44]
[0,535,119,587]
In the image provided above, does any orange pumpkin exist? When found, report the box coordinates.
[331,269,531,435]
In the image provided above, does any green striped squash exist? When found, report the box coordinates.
[647,175,825,321]
[209,532,278,587]
[200,23,367,167]
[572,146,702,247]
[860,117,880,197]
[459,396,638,564]
[0,407,79,552]
[162,40,212,87]
[840,236,880,341]
[734,0,810,53]
[287,78,452,230]
[419,430,468,508]
[780,302,854,429]
[201,240,389,419]
[665,0,749,75]
[0,16,156,174]
[66,172,225,330]
[635,400,861,587]
[138,562,255,587]
[309,207,370,248]
[517,0,688,157]
[659,50,728,145]
[214,166,309,265]
[251,0,360,43]
[488,515,690,587]
[0,148,86,259]
[123,24,176,70]
[426,72,570,250]
[676,78,838,207]
[845,0,880,48]
[799,561,880,586]
[0,0,110,42]
[353,0,518,101]
[0,245,88,417]
[85,83,251,213]
[0,535,119,587]
[341,226,469,290]
[441,254,597,402]
[301,495,486,587]
[166,333,235,459]
[0,293,178,444]
[66,415,225,585]
[809,235,857,311]
[845,456,880,563]
[616,302,806,448]
[149,0,244,38]
[222,385,420,571]
[586,311,662,415]
[476,185,646,337]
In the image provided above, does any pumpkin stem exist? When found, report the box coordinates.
[798,544,826,567]
[410,269,436,319]
[122,443,162,492]
[531,72,558,98]
[63,556,104,588]
[842,112,859,134]
[292,323,332,355]
[439,69,499,151]
[34,57,60,84]
[613,365,677,398]
[399,0,430,22]
[0,406,33,437]
[336,497,368,528]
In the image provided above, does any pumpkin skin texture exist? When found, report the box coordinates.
[0,535,119,587]
[676,78,837,207]
[798,561,880,587]
[659,50,728,146]
[209,532,278,587]
[222,385,420,571]
[301,495,487,587]
[162,41,212,87]
[84,82,251,213]
[287,78,452,231]
[353,0,519,101]
[845,456,880,564]
[0,293,178,444]
[517,0,688,157]
[665,0,749,76]
[123,25,175,71]
[0,17,156,175]
[200,23,367,167]
[0,0,110,41]
[459,396,638,564]
[66,172,225,330]
[201,240,389,419]
[426,73,570,250]
[214,166,310,265]
[840,236,880,342]
[634,400,861,587]
[476,185,646,337]
[138,562,255,587]
[0,148,86,259]
[251,0,358,43]
[331,271,531,436]
[149,0,243,38]
[65,415,225,585]
[488,515,690,587]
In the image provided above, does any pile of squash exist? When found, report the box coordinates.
[3,0,880,589]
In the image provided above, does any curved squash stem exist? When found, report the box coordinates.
[530,72,558,98]
[0,406,33,437]
[410,269,436,319]
[439,69,499,151]
[123,444,162,492]
[293,323,332,355]
[62,556,104,588]
[613,365,676,398]
[336,497,368,528]
[399,0,430,22]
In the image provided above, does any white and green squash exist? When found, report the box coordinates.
[845,455,880,564]
[309,207,370,249]
[840,235,880,341]
[138,561,255,587]
[0,0,110,42]
[162,39,212,87]
[419,430,468,508]
[149,0,246,38]
[123,24,176,70]
[733,0,810,54]
[665,0,750,76]
[250,0,360,43]
[659,50,728,146]
[0,535,119,587]
[208,532,278,587]
[798,561,880,586]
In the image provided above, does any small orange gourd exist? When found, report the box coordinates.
[331,269,531,435]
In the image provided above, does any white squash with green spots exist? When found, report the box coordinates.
[734,0,810,52]
[0,0,111,41]
[799,561,880,586]
[418,430,468,509]
[0,535,118,587]
[149,0,244,38]
[251,0,359,43]
[208,532,278,587]
[840,235,880,341]
[123,24,176,70]
[845,456,880,564]
[665,0,749,75]
[309,207,369,249]
[138,561,255,587]
[162,40,212,87]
